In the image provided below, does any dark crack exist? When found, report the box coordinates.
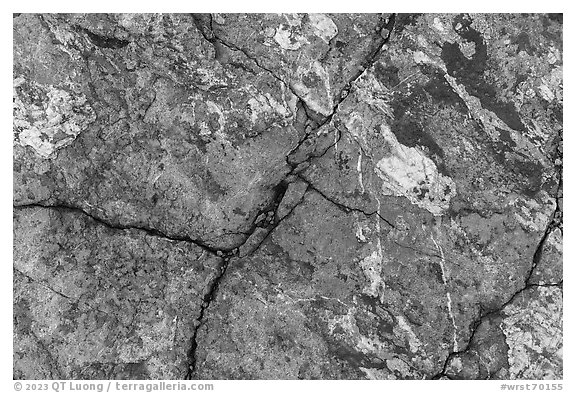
[526,281,563,289]
[13,203,225,256]
[300,176,396,229]
[13,203,238,380]
[14,13,563,381]
[185,249,236,379]
[286,124,343,174]
[14,267,72,300]
[239,183,310,259]
[81,28,130,49]
[192,13,396,127]
[315,13,396,127]
[15,266,115,319]
[183,179,308,379]
[430,178,563,380]
[181,15,400,377]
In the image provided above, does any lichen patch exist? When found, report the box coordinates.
[375,124,456,216]
[13,78,95,158]
[308,14,338,44]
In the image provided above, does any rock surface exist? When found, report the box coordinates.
[14,13,562,380]
[14,206,222,379]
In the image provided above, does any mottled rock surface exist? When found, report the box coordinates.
[14,13,562,380]
[14,206,222,379]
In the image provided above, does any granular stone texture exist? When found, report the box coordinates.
[13,13,563,380]
[14,206,222,379]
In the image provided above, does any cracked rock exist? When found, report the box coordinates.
[14,13,562,380]
[13,206,223,379]
[445,286,562,379]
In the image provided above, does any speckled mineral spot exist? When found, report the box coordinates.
[14,78,95,158]
[308,14,338,44]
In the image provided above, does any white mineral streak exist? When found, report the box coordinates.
[414,49,542,155]
[14,78,95,158]
[353,72,395,116]
[374,124,456,216]
[443,73,511,140]
[279,291,349,308]
[247,92,292,125]
[359,250,384,298]
[354,218,368,243]
[396,315,423,353]
[357,149,365,193]
[334,126,339,150]
[432,236,458,352]
[359,198,386,299]
[308,14,338,44]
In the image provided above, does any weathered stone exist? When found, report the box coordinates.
[14,13,562,380]
[14,13,299,250]
[529,227,563,285]
[13,206,222,379]
[446,286,562,379]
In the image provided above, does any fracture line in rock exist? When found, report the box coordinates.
[14,203,226,254]
[433,197,563,379]
[14,268,73,300]
[432,236,458,352]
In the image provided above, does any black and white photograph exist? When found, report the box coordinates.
[9,7,567,390]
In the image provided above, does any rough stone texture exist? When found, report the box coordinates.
[14,13,299,250]
[445,286,562,379]
[13,206,222,379]
[14,13,562,380]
